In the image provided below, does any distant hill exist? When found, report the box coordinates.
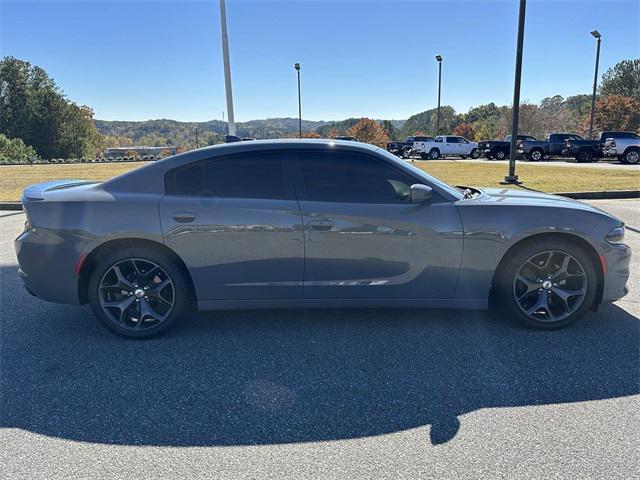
[95,117,331,149]
[95,117,406,148]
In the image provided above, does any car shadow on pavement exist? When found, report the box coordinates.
[1,265,638,446]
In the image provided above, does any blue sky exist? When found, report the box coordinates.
[1,0,638,122]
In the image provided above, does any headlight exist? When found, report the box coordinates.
[606,226,625,244]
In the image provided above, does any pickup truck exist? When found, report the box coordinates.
[412,135,480,160]
[478,135,537,160]
[602,133,640,164]
[516,133,583,161]
[563,131,640,163]
[386,136,434,157]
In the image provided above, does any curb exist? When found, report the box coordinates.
[0,203,22,211]
[554,190,640,200]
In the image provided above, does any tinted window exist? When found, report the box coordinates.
[165,152,291,199]
[296,151,417,204]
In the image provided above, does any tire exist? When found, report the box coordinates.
[623,148,640,165]
[527,149,543,162]
[494,149,507,160]
[576,148,594,163]
[88,246,192,339]
[429,148,440,160]
[493,237,597,330]
[470,148,480,159]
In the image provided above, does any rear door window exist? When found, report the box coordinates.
[165,152,293,199]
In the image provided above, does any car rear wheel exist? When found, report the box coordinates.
[623,148,640,165]
[577,148,594,163]
[88,247,192,338]
[528,149,543,161]
[495,149,507,160]
[493,238,597,329]
[470,148,480,159]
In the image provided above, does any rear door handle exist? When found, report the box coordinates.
[308,220,333,231]
[172,212,196,223]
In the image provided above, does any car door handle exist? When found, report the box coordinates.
[172,212,197,223]
[308,220,333,231]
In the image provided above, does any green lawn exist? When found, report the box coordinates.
[1,160,639,202]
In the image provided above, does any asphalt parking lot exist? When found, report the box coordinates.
[1,200,638,479]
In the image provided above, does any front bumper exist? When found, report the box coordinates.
[601,243,632,303]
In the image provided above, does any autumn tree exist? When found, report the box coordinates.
[453,122,475,140]
[346,118,389,147]
[301,131,321,138]
[591,95,640,132]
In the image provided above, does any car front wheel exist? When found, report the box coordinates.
[623,148,640,165]
[429,148,440,159]
[495,149,507,160]
[493,238,597,329]
[88,247,192,338]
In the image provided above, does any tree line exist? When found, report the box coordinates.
[0,56,638,162]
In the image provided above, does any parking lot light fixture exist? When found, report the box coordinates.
[435,55,443,136]
[589,30,602,139]
[503,0,526,185]
[294,63,302,138]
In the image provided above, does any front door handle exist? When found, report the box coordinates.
[308,220,333,231]
[172,212,196,223]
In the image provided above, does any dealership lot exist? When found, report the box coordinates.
[1,200,638,479]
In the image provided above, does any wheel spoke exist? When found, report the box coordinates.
[516,274,541,300]
[101,295,136,324]
[526,292,552,318]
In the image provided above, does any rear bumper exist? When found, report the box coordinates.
[15,228,82,305]
[601,244,632,303]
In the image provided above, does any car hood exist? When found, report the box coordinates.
[469,187,613,215]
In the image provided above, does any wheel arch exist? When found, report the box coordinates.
[77,238,196,305]
[490,232,604,309]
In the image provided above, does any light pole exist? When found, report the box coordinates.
[504,0,526,185]
[589,30,602,139]
[435,55,442,136]
[219,0,236,136]
[294,63,302,138]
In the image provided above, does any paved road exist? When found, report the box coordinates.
[1,201,638,479]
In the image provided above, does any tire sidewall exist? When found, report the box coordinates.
[625,148,640,164]
[88,247,191,339]
[494,238,598,329]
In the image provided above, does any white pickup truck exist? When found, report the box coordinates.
[411,135,480,160]
[603,133,640,165]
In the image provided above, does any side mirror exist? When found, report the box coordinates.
[410,184,433,203]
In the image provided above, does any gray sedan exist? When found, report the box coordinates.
[15,140,631,338]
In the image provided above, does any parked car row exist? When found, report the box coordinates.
[387,130,640,165]
[386,136,479,160]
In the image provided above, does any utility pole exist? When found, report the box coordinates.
[195,127,199,148]
[295,63,302,138]
[435,55,442,136]
[589,30,602,139]
[504,0,526,185]
[219,0,236,136]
